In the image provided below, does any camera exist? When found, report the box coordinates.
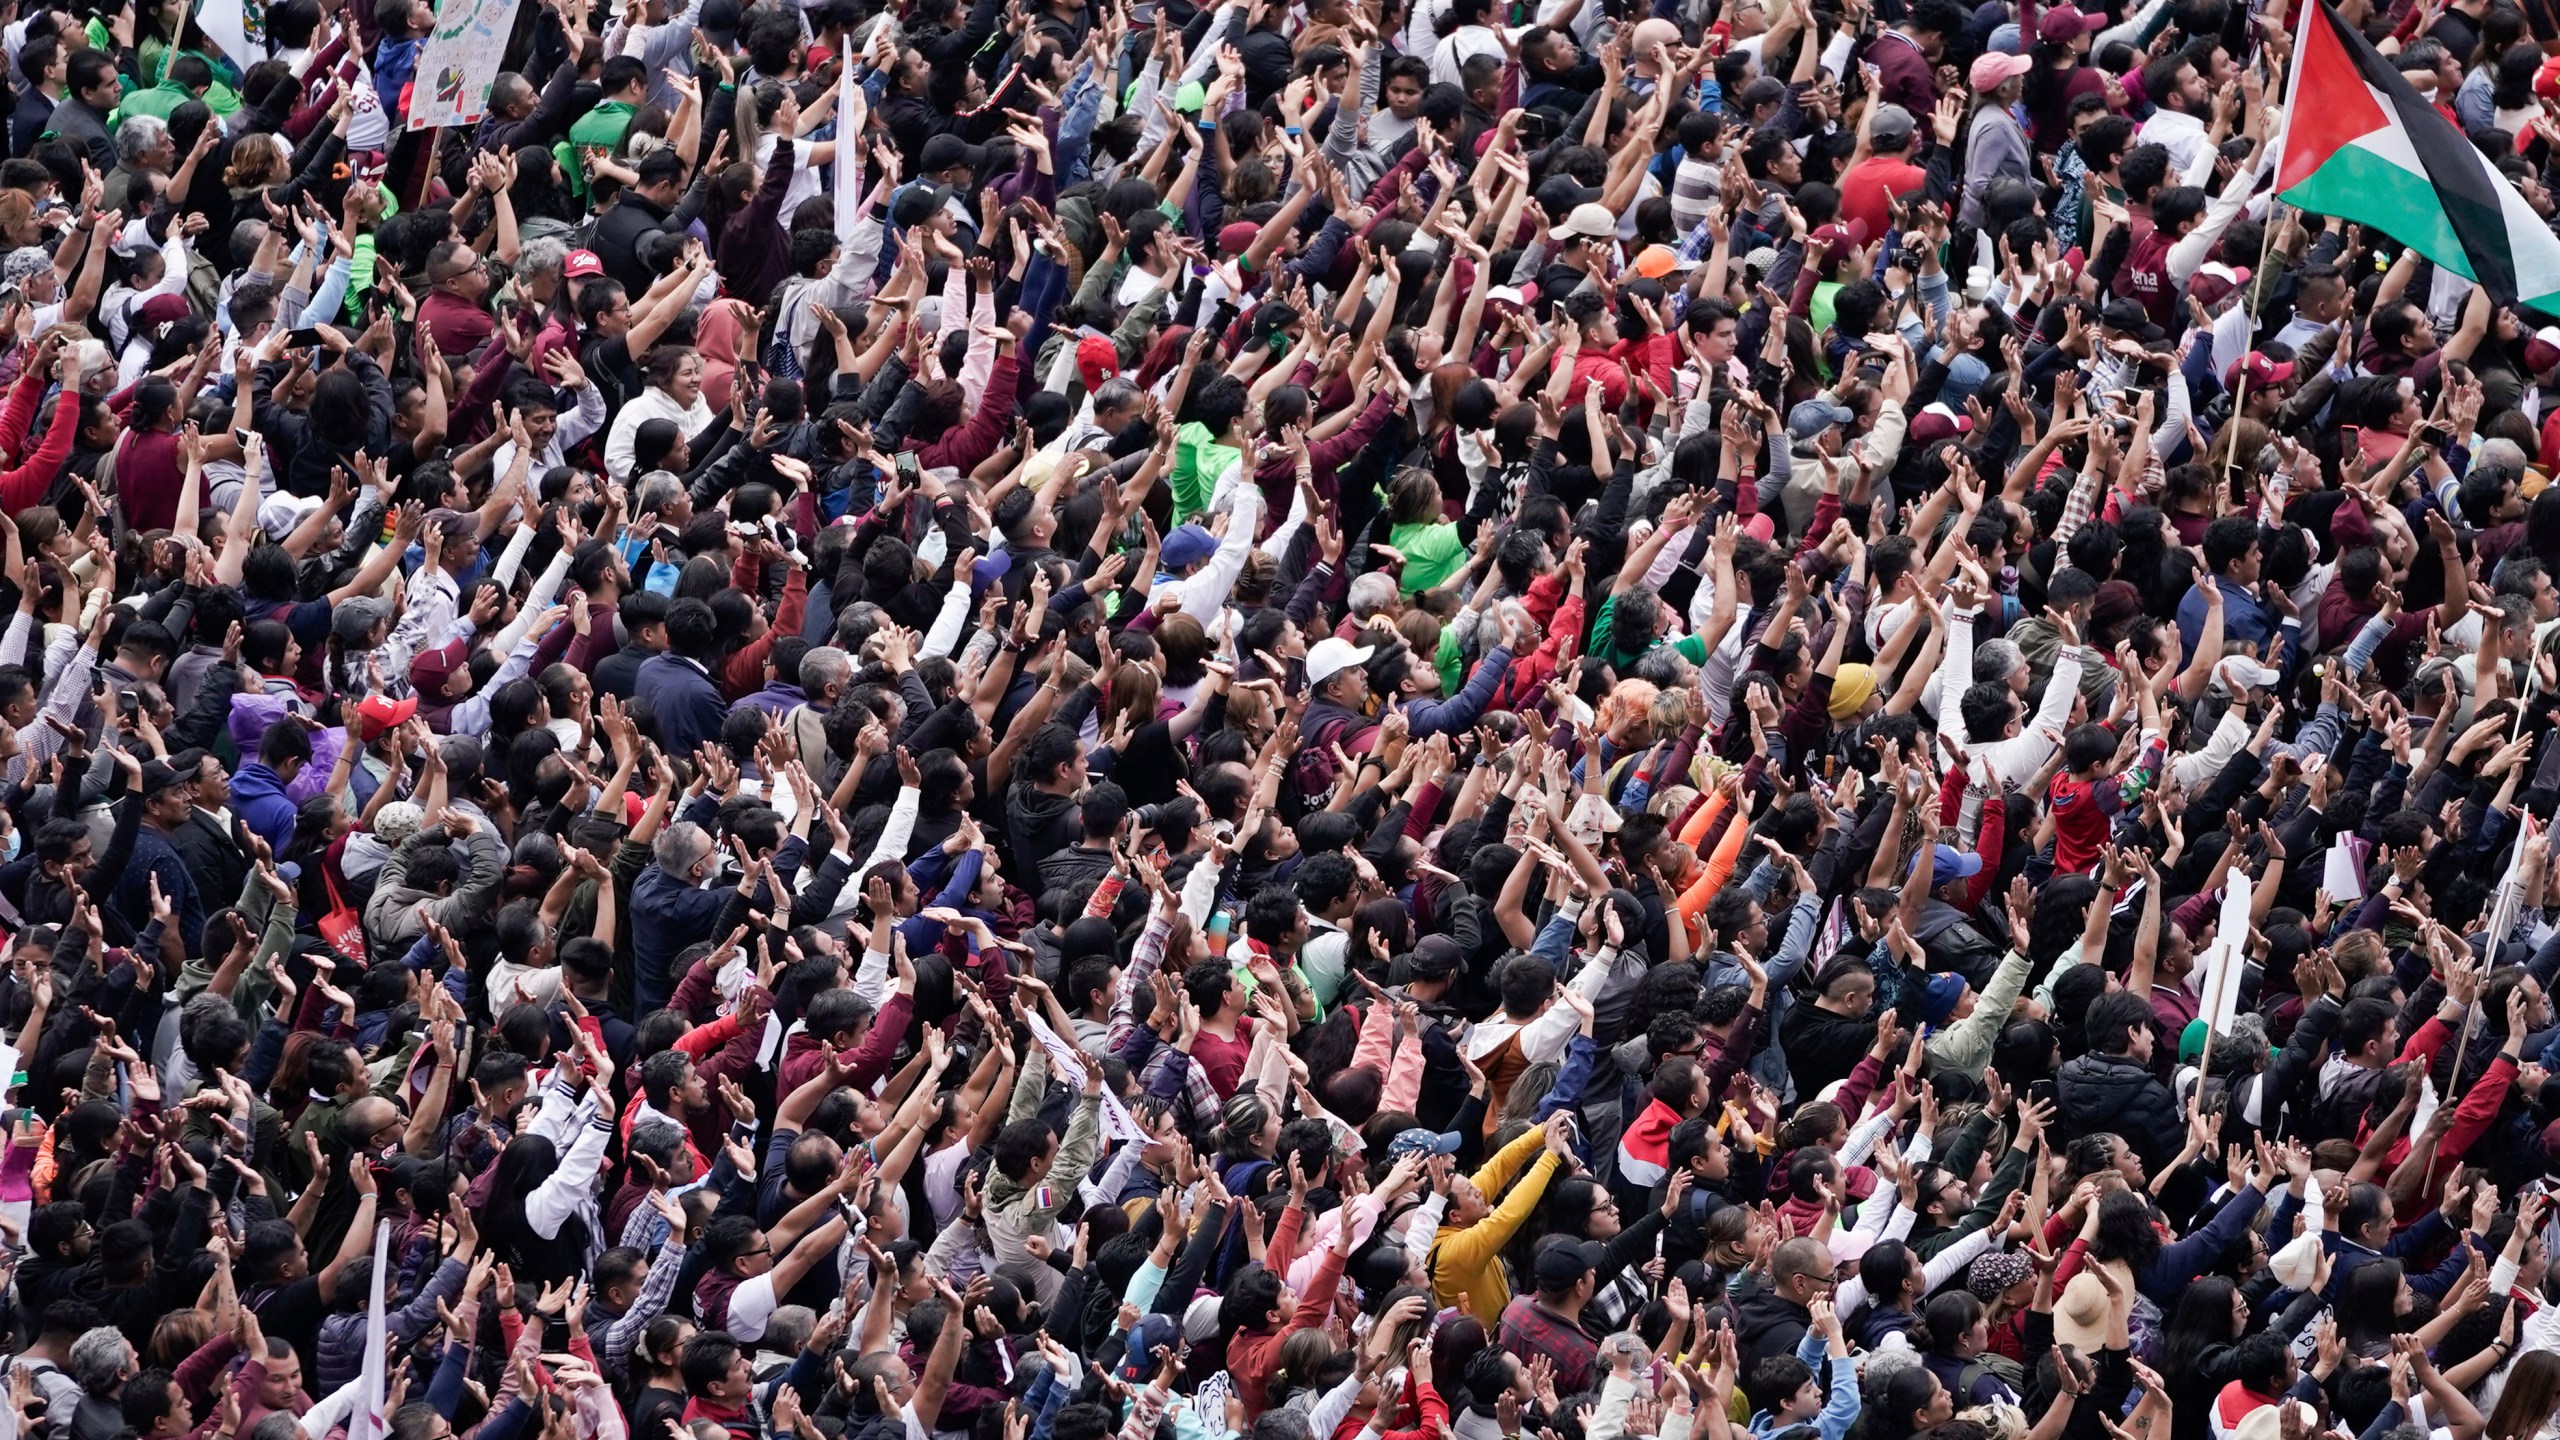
[1131,803,1163,830]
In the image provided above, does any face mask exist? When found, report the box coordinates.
[1,830,19,862]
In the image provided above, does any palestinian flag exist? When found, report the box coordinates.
[2277,0,2560,312]
[1616,1096,1683,1189]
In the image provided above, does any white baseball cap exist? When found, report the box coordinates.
[1549,202,1619,243]
[2216,655,2282,692]
[1304,637,1376,688]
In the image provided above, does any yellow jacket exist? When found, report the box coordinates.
[1428,1125,1565,1326]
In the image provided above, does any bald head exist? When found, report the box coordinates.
[340,1097,402,1150]
[1771,1237,1835,1299]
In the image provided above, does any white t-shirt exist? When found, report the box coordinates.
[1429,25,1508,86]
[753,135,822,232]
[487,959,565,1018]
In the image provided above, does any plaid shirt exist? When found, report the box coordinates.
[1497,1297,1600,1395]
[2055,465,2101,548]
[585,1204,690,1380]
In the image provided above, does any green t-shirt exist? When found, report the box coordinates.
[1387,519,1466,595]
[1170,422,1240,525]
[1586,593,1712,672]
[558,101,637,202]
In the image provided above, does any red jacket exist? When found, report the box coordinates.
[779,989,913,1095]
[1228,1236,1349,1417]
[1328,1380,1448,1440]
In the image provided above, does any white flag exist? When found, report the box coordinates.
[2192,880,2252,1041]
[348,1221,392,1440]
[193,0,264,75]
[2321,837,2363,903]
[2410,1073,2441,1136]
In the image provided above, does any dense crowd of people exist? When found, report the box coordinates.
[9,3,2560,1440]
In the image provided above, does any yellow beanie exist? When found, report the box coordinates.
[1827,662,1879,721]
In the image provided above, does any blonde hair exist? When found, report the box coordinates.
[1595,678,1661,740]
[1225,683,1273,738]
[1649,686,1693,737]
[1959,1404,2028,1440]
[225,133,287,191]
[1104,662,1160,738]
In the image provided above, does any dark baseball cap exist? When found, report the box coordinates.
[1404,934,1464,978]
[140,748,206,796]
[1533,1238,1603,1288]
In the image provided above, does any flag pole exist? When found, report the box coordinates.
[2220,210,2284,493]
[2222,13,2294,494]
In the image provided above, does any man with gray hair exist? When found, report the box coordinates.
[1055,375,1146,453]
[61,1326,133,1440]
[631,820,730,1014]
[750,1306,815,1383]
[1973,634,2028,695]
[1346,570,1402,629]
[5,231,92,337]
[101,114,171,218]
[784,646,851,768]
[627,471,693,589]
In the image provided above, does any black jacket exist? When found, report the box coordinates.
[169,805,251,911]
[2055,1049,2185,1172]
[594,190,687,300]
[9,87,53,158]
[1733,1285,1813,1381]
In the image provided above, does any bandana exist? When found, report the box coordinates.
[1967,1250,2033,1301]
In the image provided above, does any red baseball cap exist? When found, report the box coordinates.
[1076,334,1120,394]
[1908,402,1975,447]
[354,692,418,738]
[2036,6,2098,43]
[563,249,604,279]
[2224,351,2296,392]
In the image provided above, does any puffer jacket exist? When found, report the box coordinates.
[2055,1049,2186,1172]
[314,1255,469,1393]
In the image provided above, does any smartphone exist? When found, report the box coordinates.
[2029,1079,2056,1106]
[287,327,321,349]
[895,452,919,481]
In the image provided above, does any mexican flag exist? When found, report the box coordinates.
[2277,0,2560,312]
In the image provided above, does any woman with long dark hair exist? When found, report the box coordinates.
[2159,1276,2248,1440]
[1911,1290,2020,1406]
[472,1061,616,1285]
[2336,1257,2419,1355]
[2020,8,2105,150]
